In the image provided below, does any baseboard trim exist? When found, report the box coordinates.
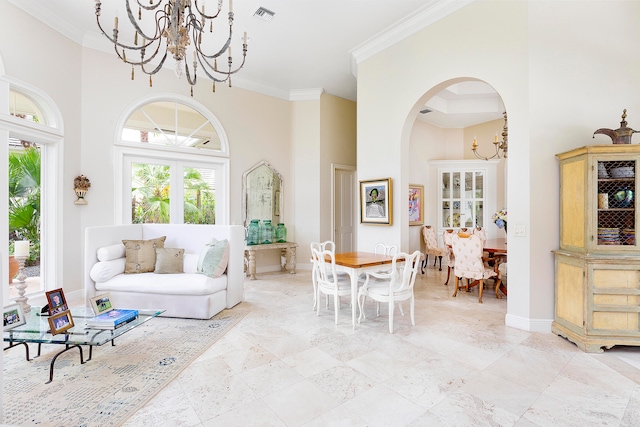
[505,313,553,333]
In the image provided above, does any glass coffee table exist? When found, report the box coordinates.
[3,306,164,383]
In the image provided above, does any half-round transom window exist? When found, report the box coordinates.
[10,89,48,126]
[122,101,223,152]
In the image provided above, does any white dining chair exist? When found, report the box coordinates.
[313,247,353,324]
[365,243,399,279]
[310,241,333,310]
[357,250,421,333]
[374,243,398,257]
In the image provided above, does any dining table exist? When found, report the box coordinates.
[483,238,507,297]
[483,238,507,254]
[332,251,394,327]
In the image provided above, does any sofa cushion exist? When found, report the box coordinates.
[123,236,166,273]
[155,248,185,274]
[183,254,199,274]
[196,238,229,278]
[90,258,126,283]
[95,272,227,296]
[97,244,126,262]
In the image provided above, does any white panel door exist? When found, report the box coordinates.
[334,167,356,253]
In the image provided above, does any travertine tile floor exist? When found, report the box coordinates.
[123,267,640,426]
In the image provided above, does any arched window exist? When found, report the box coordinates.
[115,95,229,225]
[0,78,63,303]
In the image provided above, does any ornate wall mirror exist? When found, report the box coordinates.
[242,160,283,226]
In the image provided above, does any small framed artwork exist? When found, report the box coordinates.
[3,304,26,331]
[360,178,393,225]
[90,293,113,316]
[409,184,425,226]
[46,288,68,315]
[48,310,74,335]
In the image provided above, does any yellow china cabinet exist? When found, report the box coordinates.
[554,145,640,352]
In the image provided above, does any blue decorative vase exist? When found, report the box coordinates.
[247,219,260,245]
[275,223,287,243]
[261,220,274,244]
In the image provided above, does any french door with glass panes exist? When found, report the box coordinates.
[431,160,498,239]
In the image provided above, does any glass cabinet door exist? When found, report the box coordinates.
[596,159,636,246]
[440,169,486,229]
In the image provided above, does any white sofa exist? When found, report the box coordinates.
[84,224,245,319]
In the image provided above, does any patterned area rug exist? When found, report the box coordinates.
[3,309,248,426]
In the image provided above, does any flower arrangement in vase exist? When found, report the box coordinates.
[492,209,508,233]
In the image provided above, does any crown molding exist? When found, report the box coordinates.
[289,89,324,101]
[226,76,295,101]
[348,0,473,77]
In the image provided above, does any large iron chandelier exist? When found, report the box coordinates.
[472,111,508,160]
[94,0,247,95]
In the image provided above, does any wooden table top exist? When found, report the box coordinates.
[484,238,507,253]
[332,251,394,268]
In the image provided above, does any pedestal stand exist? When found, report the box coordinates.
[13,256,31,313]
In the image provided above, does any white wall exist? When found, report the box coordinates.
[293,98,322,268]
[320,93,357,242]
[0,2,83,294]
[357,0,640,331]
[293,93,357,267]
[464,118,507,211]
[0,1,299,289]
[79,47,298,274]
[408,120,459,252]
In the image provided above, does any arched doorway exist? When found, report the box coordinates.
[407,78,508,303]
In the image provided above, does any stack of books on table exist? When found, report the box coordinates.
[86,309,139,330]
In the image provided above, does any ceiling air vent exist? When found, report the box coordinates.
[254,7,275,22]
[419,108,432,114]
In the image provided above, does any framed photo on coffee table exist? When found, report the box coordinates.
[3,304,26,331]
[46,288,68,315]
[90,293,113,316]
[48,310,74,335]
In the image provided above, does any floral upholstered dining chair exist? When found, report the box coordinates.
[422,225,448,272]
[442,229,456,285]
[450,233,501,304]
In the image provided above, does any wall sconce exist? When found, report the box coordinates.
[472,111,508,160]
[74,175,91,205]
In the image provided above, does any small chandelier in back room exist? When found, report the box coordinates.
[94,0,248,96]
[472,111,508,160]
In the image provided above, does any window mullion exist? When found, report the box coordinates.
[171,162,183,223]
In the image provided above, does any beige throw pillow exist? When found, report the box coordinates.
[154,248,185,274]
[122,236,166,273]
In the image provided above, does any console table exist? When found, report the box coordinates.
[245,242,298,280]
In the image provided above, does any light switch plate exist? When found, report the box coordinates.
[514,225,526,237]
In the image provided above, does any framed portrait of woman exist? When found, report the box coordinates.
[359,178,392,225]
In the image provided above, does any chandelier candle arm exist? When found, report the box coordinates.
[472,111,509,160]
[95,0,248,93]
